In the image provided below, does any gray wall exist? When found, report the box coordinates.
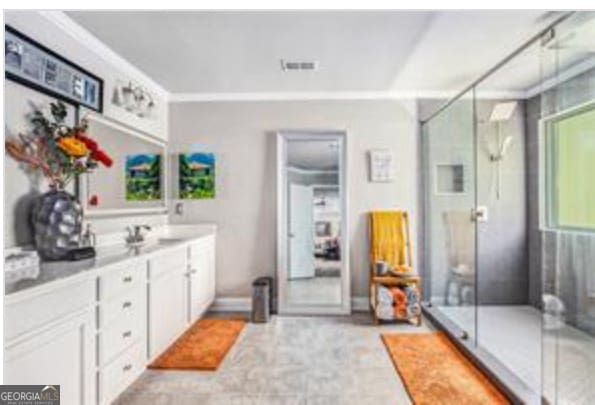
[526,67,595,334]
[169,100,419,298]
[420,98,528,305]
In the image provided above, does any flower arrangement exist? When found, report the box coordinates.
[5,101,112,189]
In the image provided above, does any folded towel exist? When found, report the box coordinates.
[403,285,419,303]
[377,285,393,305]
[407,302,421,318]
[376,304,395,320]
[390,287,406,304]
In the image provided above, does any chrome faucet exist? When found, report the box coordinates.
[81,223,96,247]
[125,225,151,245]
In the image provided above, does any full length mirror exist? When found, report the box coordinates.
[277,131,349,314]
[81,112,167,216]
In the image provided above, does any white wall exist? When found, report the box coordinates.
[4,11,170,247]
[169,100,419,298]
[5,11,169,140]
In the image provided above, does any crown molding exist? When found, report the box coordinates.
[168,89,532,103]
[38,10,170,100]
[169,90,456,102]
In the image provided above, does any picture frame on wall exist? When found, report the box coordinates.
[368,149,395,182]
[5,25,103,112]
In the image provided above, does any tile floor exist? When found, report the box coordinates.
[439,305,595,405]
[114,313,431,405]
[286,277,342,306]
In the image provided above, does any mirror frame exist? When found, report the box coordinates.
[276,130,351,315]
[79,111,168,217]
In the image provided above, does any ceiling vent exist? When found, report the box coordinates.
[280,60,318,72]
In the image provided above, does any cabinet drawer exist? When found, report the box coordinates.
[99,259,145,300]
[149,246,187,279]
[98,308,144,365]
[99,341,145,405]
[99,285,145,330]
[5,278,94,342]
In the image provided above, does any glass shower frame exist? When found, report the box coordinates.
[420,11,595,404]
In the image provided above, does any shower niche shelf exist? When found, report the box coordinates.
[436,164,465,195]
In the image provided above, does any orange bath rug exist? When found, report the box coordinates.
[381,332,510,405]
[149,318,245,371]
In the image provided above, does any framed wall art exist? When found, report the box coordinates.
[368,149,395,182]
[179,152,216,199]
[5,25,103,112]
[125,153,161,201]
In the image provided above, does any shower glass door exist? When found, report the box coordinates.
[422,90,478,342]
[539,11,595,405]
[473,38,545,398]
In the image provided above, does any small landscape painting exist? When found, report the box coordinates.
[125,153,161,200]
[179,152,215,199]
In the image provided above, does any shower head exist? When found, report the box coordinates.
[489,101,517,122]
[499,135,514,157]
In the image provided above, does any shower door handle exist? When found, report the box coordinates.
[471,206,488,222]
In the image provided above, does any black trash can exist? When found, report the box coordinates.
[252,277,271,323]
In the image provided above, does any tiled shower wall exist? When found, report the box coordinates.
[526,66,595,333]
[419,98,529,305]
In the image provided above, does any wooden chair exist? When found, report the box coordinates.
[369,210,422,326]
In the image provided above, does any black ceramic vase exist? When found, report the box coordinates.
[32,187,83,261]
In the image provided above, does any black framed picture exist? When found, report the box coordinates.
[5,25,103,112]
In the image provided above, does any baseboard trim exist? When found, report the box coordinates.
[210,297,252,312]
[211,296,369,313]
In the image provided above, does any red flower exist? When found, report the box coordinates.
[75,134,98,152]
[92,149,113,167]
[89,195,99,206]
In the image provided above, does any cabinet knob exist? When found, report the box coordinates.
[122,330,132,338]
[122,301,132,309]
[122,276,133,283]
[123,364,132,372]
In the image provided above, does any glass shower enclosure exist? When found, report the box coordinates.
[420,11,595,404]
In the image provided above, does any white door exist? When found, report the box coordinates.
[289,183,315,279]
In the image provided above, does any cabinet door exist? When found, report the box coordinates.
[188,242,209,323]
[205,236,216,305]
[148,270,187,359]
[4,309,95,405]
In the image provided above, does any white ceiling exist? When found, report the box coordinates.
[65,10,561,96]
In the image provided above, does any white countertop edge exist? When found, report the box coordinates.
[5,224,217,302]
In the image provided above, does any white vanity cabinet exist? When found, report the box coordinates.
[4,278,96,405]
[187,234,216,323]
[147,245,189,359]
[97,258,147,405]
[4,227,217,405]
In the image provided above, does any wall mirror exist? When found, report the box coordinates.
[80,111,167,216]
[277,131,350,315]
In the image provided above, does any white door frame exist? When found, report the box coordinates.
[276,130,351,315]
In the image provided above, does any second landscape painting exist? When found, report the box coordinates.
[179,152,216,199]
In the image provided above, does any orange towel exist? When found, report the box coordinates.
[390,287,407,319]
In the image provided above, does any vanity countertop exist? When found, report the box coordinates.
[5,224,216,298]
